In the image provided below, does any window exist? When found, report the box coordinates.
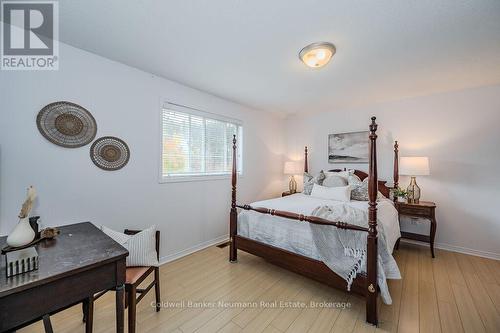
[160,103,243,182]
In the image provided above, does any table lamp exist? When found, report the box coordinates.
[399,157,430,203]
[284,161,301,193]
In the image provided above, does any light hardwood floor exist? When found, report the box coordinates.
[19,243,500,333]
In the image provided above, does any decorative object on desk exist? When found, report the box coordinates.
[29,216,41,238]
[18,186,36,219]
[284,161,301,193]
[40,227,60,239]
[5,218,34,248]
[36,101,97,148]
[393,187,408,203]
[400,156,430,204]
[5,247,39,278]
[2,227,60,254]
[90,136,130,171]
[328,131,369,163]
[7,186,37,247]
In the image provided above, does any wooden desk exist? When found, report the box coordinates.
[0,222,128,333]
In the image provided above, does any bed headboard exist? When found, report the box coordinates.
[302,141,399,200]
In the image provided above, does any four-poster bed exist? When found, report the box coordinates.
[229,117,399,325]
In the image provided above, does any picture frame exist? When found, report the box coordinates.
[328,131,369,163]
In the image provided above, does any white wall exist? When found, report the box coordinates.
[0,43,285,262]
[2,42,498,262]
[285,85,500,259]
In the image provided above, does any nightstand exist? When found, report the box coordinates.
[282,191,296,197]
[395,201,437,258]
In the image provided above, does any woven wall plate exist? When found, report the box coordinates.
[90,136,130,171]
[36,101,97,148]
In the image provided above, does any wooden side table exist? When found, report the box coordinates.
[282,191,296,197]
[395,201,437,258]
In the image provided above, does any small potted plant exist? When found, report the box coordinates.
[393,187,408,203]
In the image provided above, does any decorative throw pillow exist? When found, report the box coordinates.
[310,184,351,202]
[303,170,326,195]
[101,225,159,267]
[348,175,385,201]
[348,175,370,201]
[322,174,348,188]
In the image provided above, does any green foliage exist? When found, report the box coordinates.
[393,187,408,198]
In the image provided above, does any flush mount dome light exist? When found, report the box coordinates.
[299,42,336,68]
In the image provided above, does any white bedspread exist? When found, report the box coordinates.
[237,193,401,302]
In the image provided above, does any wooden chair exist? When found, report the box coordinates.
[83,229,161,333]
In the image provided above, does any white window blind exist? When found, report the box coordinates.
[161,104,242,181]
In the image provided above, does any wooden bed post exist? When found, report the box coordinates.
[304,146,308,173]
[393,141,399,202]
[366,117,379,325]
[229,135,238,262]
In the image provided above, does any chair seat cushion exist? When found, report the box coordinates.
[126,267,150,284]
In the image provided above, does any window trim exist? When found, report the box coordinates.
[158,100,243,184]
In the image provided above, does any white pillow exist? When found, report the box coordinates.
[101,225,159,267]
[322,175,348,188]
[310,184,351,202]
[324,169,354,180]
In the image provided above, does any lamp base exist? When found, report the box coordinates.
[407,176,421,204]
[289,176,297,194]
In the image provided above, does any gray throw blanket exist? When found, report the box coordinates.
[309,205,401,304]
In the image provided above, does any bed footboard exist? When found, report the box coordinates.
[366,117,379,325]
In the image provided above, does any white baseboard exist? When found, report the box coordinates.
[400,239,500,260]
[159,235,229,266]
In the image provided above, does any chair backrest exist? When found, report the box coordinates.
[124,229,160,261]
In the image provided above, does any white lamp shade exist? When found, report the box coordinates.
[284,161,302,175]
[400,157,430,176]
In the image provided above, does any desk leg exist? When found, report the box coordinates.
[116,285,125,333]
[42,314,53,333]
[85,296,94,333]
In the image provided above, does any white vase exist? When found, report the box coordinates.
[6,218,35,247]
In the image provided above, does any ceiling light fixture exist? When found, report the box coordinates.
[299,42,336,68]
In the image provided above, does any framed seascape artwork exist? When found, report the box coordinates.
[328,131,369,163]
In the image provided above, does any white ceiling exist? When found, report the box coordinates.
[59,0,500,114]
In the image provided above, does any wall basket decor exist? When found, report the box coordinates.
[90,136,130,171]
[36,101,97,148]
